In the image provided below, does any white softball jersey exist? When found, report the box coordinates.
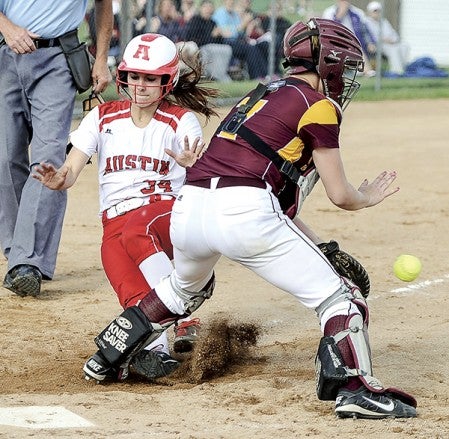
[70,100,202,214]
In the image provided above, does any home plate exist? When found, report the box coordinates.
[0,406,94,429]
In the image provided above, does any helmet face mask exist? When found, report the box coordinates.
[116,33,180,105]
[339,60,364,110]
[283,18,364,109]
[320,53,365,110]
[119,72,165,107]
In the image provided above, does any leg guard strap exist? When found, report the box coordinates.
[315,313,382,401]
[315,280,368,323]
[169,272,215,315]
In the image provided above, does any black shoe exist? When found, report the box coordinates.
[3,264,42,297]
[130,350,179,380]
[335,387,417,419]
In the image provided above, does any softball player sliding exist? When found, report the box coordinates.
[33,33,218,379]
[80,20,418,420]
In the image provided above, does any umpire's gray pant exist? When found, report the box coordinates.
[0,45,75,279]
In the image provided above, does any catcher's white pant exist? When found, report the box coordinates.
[156,178,346,313]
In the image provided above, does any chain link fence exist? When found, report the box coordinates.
[84,0,448,87]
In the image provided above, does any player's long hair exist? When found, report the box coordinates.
[165,52,219,121]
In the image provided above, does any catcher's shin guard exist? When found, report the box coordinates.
[314,283,417,409]
[315,283,377,400]
[315,335,348,400]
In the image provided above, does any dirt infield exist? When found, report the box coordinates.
[1,99,449,438]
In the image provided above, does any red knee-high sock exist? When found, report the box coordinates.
[138,288,186,324]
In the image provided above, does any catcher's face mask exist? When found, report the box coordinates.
[283,18,364,110]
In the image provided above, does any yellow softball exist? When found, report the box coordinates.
[393,254,422,282]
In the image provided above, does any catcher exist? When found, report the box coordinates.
[82,18,417,419]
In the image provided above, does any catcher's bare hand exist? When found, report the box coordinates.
[358,170,399,207]
[32,162,69,190]
[165,136,206,168]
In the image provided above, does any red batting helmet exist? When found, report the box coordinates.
[116,33,180,104]
[283,18,365,109]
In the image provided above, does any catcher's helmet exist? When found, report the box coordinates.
[116,33,179,104]
[283,18,364,109]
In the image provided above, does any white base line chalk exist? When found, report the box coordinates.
[0,406,94,429]
[390,274,449,294]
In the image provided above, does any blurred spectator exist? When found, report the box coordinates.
[176,40,200,74]
[237,0,257,27]
[149,0,200,74]
[132,0,148,37]
[238,0,266,44]
[256,1,292,76]
[149,0,184,42]
[184,0,233,82]
[180,0,197,23]
[365,1,409,75]
[212,0,267,79]
[323,0,376,76]
[297,0,314,17]
[237,0,270,73]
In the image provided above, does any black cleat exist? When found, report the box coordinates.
[335,387,417,419]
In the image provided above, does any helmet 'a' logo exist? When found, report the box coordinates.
[133,44,150,60]
[330,50,342,58]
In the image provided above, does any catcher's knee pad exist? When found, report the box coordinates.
[314,283,382,400]
[316,279,369,326]
[157,272,215,315]
[95,306,167,369]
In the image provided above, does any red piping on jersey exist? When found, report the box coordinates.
[98,101,131,132]
[153,111,179,131]
[97,99,190,133]
[154,100,190,131]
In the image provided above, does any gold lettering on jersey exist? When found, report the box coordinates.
[133,44,150,60]
[103,155,169,175]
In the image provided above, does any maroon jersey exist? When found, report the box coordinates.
[187,77,342,195]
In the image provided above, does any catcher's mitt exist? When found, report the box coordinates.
[318,240,370,298]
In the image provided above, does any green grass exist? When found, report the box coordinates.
[77,75,449,109]
[214,75,449,102]
[356,76,449,100]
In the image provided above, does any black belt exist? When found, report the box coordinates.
[187,176,266,189]
[33,38,61,49]
[0,37,60,49]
